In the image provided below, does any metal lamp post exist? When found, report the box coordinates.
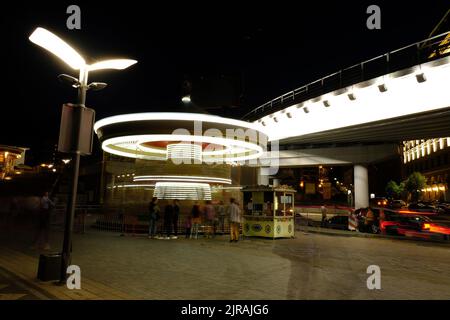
[59,67,87,285]
[29,27,137,282]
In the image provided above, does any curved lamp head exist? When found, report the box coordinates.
[57,74,80,88]
[29,27,137,72]
[29,27,85,70]
[88,59,137,71]
[88,82,108,91]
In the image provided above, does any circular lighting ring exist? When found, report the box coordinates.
[133,175,232,184]
[94,112,263,133]
[95,112,267,162]
[136,139,234,156]
[154,182,212,201]
[102,134,263,162]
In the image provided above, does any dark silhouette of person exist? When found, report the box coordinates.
[164,203,174,238]
[172,199,180,238]
[33,191,54,250]
[148,197,160,239]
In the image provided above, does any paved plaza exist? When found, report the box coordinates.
[1,228,450,300]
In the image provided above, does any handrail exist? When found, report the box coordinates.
[241,31,450,121]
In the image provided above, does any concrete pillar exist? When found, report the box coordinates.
[257,167,269,186]
[354,164,369,209]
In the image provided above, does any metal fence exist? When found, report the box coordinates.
[51,205,233,237]
[51,204,102,234]
[242,31,450,121]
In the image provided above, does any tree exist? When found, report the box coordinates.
[404,172,427,202]
[385,180,405,199]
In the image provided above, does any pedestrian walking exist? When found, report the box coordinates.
[33,191,54,250]
[228,198,242,243]
[148,197,160,239]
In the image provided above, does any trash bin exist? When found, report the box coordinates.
[37,253,62,281]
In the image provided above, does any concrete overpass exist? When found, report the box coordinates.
[247,32,450,208]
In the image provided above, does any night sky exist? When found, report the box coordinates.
[1,1,448,164]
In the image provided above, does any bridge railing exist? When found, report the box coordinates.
[242,31,450,121]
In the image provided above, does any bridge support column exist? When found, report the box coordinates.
[257,167,270,186]
[354,164,369,209]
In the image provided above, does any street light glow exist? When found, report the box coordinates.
[29,27,85,70]
[29,27,137,72]
[88,59,137,71]
[182,94,191,103]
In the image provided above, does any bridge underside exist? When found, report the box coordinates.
[280,106,450,145]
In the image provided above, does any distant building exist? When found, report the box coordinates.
[403,138,450,201]
[0,145,28,180]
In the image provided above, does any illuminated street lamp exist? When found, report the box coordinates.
[181,94,191,104]
[29,27,137,71]
[29,27,137,283]
[29,27,137,105]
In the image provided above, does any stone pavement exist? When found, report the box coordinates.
[1,229,450,299]
[0,246,132,300]
[0,266,48,300]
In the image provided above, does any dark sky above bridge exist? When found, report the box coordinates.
[1,1,449,163]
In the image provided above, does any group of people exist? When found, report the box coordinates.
[147,198,243,242]
[148,198,180,239]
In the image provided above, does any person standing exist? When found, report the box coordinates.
[320,204,328,227]
[164,203,174,239]
[204,200,216,238]
[364,207,375,233]
[148,197,160,239]
[190,202,201,239]
[33,191,54,250]
[184,216,192,239]
[228,198,242,243]
[264,201,273,216]
[247,198,253,214]
[172,199,180,239]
